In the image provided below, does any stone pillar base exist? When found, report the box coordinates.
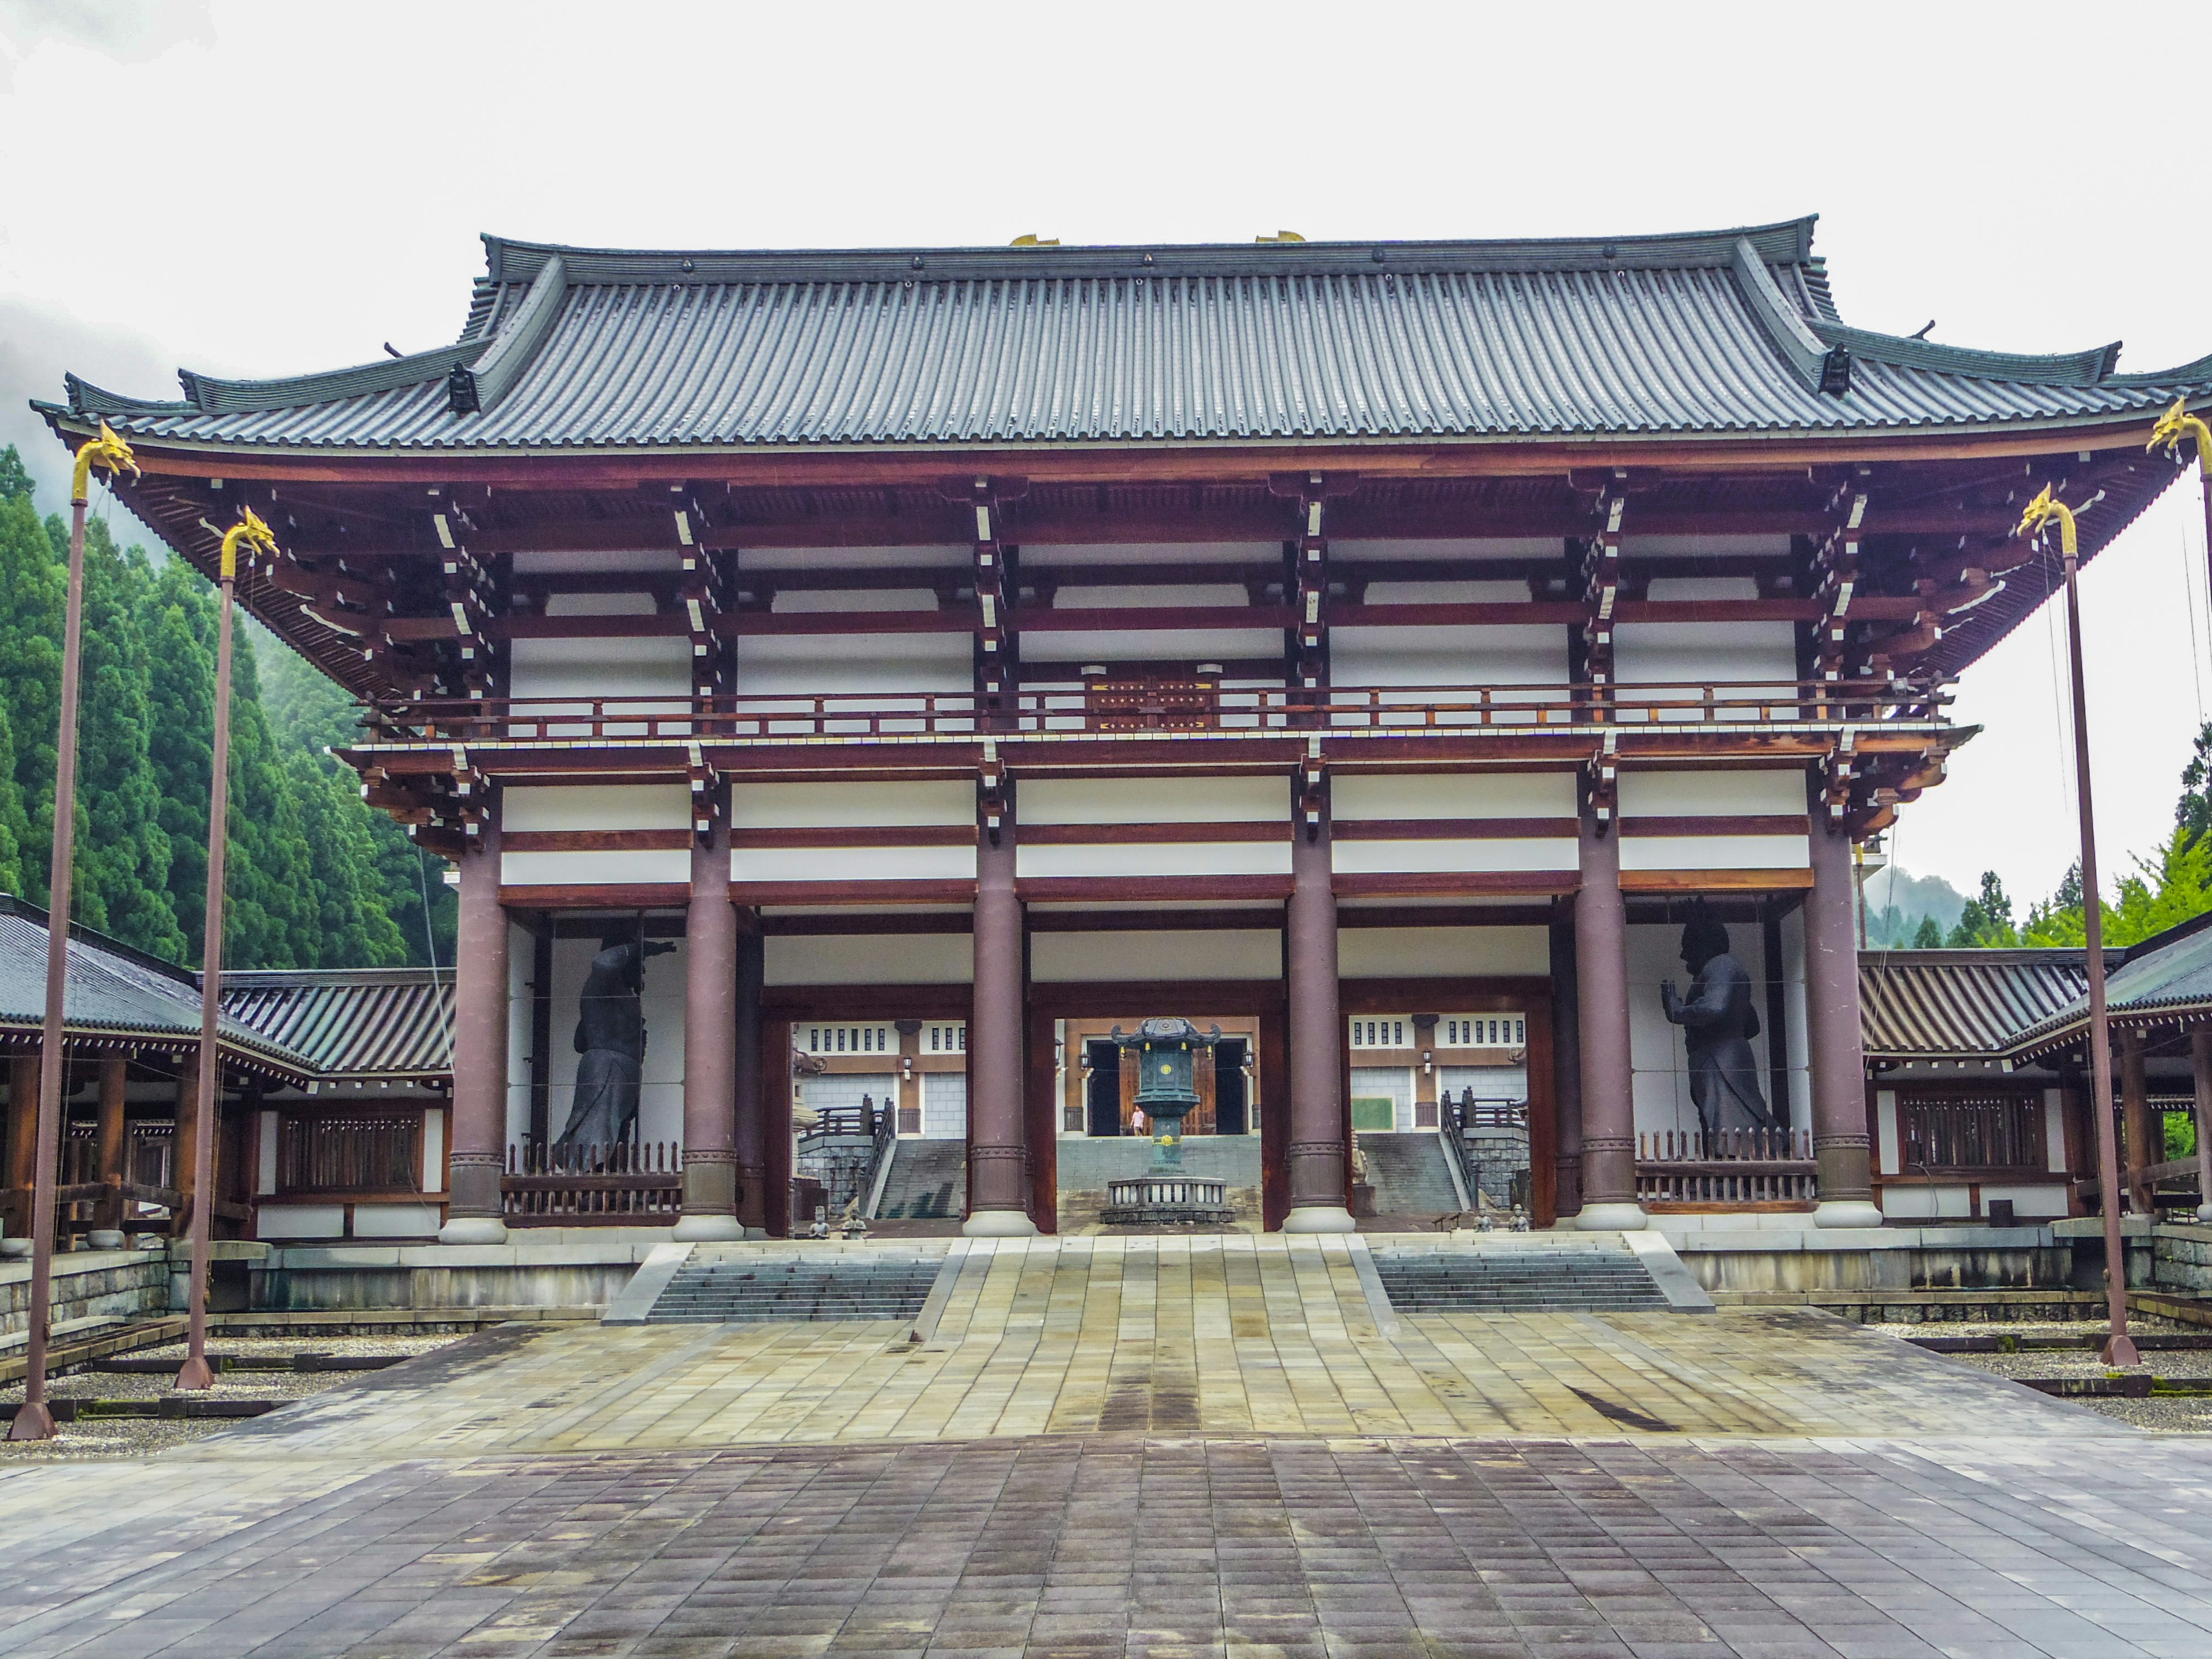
[673,1213,747,1242]
[1281,1205,1357,1234]
[1811,1199,1884,1230]
[962,1209,1038,1237]
[437,1216,509,1245]
[1575,1202,1647,1232]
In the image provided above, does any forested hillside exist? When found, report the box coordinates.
[0,445,455,969]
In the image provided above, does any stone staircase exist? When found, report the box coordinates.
[1370,1241,1669,1312]
[872,1138,966,1220]
[646,1253,944,1323]
[1359,1131,1463,1219]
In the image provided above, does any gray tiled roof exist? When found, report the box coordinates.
[1857,948,2115,1060]
[2010,913,2212,1053]
[44,217,2212,453]
[0,899,309,1077]
[219,968,451,1081]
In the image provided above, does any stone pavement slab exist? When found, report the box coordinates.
[173,1237,2111,1460]
[3,1434,2212,1657]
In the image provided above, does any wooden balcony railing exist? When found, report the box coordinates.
[355,679,1952,747]
[1635,1126,1818,1210]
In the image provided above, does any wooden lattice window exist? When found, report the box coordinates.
[1084,674,1220,731]
[1900,1093,2044,1172]
[277,1112,422,1193]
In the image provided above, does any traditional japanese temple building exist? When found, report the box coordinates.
[36,216,2212,1242]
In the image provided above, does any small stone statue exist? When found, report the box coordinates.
[556,933,676,1146]
[1660,908,1776,1139]
[808,1203,831,1239]
[839,1195,869,1239]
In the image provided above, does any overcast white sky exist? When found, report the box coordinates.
[4,0,2210,912]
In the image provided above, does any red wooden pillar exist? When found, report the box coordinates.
[677,798,743,1240]
[733,921,766,1235]
[2190,1026,2212,1224]
[761,1016,793,1237]
[1548,917,1582,1222]
[2120,1028,2155,1215]
[1806,817,1881,1228]
[5,1051,36,1238]
[1283,815,1353,1232]
[440,794,509,1244]
[1574,815,1643,1229]
[964,825,1035,1234]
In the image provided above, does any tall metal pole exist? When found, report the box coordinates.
[8,424,135,1442]
[2020,486,2139,1366]
[176,511,276,1391]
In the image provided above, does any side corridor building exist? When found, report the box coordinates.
[36,218,2212,1240]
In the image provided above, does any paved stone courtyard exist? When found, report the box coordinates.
[5,1237,2211,1656]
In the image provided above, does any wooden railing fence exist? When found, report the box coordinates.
[1635,1126,1817,1209]
[501,1140,683,1225]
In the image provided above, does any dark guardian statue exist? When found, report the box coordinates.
[1660,910,1777,1139]
[556,933,677,1146]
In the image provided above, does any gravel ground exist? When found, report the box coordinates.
[1872,1316,2212,1431]
[0,1332,464,1460]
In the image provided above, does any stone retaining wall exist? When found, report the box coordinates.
[0,1249,169,1346]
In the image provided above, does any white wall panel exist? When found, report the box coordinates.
[502,849,692,887]
[1030,929,1281,982]
[1018,628,1281,662]
[1331,839,1577,875]
[1334,537,1560,562]
[505,784,689,832]
[765,933,975,986]
[740,544,968,570]
[1021,541,1278,567]
[1615,625,1797,690]
[1338,926,1548,978]
[732,846,978,884]
[352,1204,444,1237]
[1619,535,1791,558]
[516,549,683,575]
[1022,775,1282,825]
[510,636,690,700]
[921,1072,968,1137]
[256,1205,345,1239]
[771,589,940,612]
[736,780,975,828]
[1053,584,1249,609]
[1016,842,1291,880]
[734,632,974,696]
[1334,772,1575,820]
[1619,835,1810,872]
[2045,1089,2069,1173]
[1619,770,1806,817]
[1332,627,1564,688]
[1877,1089,1900,1174]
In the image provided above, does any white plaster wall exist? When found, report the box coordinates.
[764,933,975,986]
[1882,1185,1973,1219]
[1613,623,1797,694]
[1333,772,1575,821]
[1335,537,1561,563]
[510,636,691,701]
[732,845,979,884]
[772,589,940,612]
[1331,627,1564,689]
[1022,776,1283,825]
[1360,579,1529,605]
[1618,770,1808,817]
[1029,930,1281,983]
[921,1072,968,1137]
[502,849,692,887]
[736,780,975,828]
[1619,835,1810,873]
[1053,584,1249,609]
[740,544,968,571]
[1331,839,1577,876]
[1018,627,1282,662]
[1619,535,1790,558]
[2045,1088,2069,1173]
[516,550,684,575]
[257,1205,346,1239]
[1979,1183,2070,1218]
[506,918,532,1149]
[505,784,689,832]
[734,632,975,698]
[1876,1089,1900,1174]
[1336,926,1549,978]
[1015,842,1291,880]
[1441,1064,1529,1101]
[353,1204,443,1237]
[1021,541,1278,568]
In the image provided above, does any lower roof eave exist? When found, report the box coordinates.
[0,1017,312,1085]
[39,404,2203,485]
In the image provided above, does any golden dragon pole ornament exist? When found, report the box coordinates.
[2016,484,2140,1368]
[9,422,138,1442]
[175,506,281,1390]
[2149,397,2212,644]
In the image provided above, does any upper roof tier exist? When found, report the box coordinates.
[46,217,2212,455]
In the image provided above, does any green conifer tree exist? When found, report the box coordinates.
[1912,915,1944,948]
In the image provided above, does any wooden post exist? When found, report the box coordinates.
[895,1020,923,1137]
[1549,918,1583,1222]
[762,1016,792,1237]
[439,790,509,1244]
[2121,1028,2155,1215]
[676,796,742,1240]
[4,1051,35,1230]
[2191,1026,2212,1225]
[1806,818,1881,1228]
[733,921,765,1235]
[963,823,1034,1234]
[172,1066,200,1232]
[1282,809,1353,1232]
[1574,813,1642,1229]
[1412,1014,1439,1128]
[93,1056,127,1241]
